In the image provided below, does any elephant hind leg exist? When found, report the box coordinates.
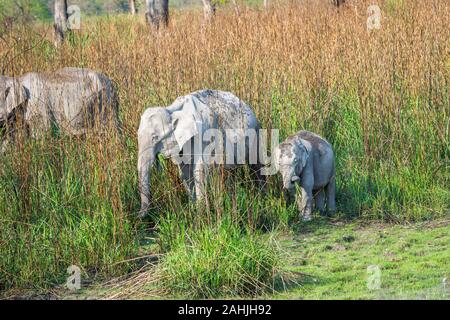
[326,174,336,214]
[315,188,326,215]
[179,163,195,200]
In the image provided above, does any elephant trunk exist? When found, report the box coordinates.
[281,171,294,190]
[138,144,156,217]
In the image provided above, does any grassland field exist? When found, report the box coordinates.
[0,0,448,299]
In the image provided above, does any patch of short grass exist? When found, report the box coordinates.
[274,218,450,300]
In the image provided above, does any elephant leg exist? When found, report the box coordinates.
[297,185,313,222]
[298,163,314,221]
[315,189,326,215]
[326,174,336,214]
[193,159,208,202]
[179,163,195,201]
[1,139,8,154]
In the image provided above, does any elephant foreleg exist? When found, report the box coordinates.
[179,163,195,201]
[193,159,208,202]
[298,185,313,221]
[298,161,314,221]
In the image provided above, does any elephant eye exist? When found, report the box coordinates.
[151,135,159,142]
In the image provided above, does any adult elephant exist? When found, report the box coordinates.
[18,67,119,136]
[137,89,265,217]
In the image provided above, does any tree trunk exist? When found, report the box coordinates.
[202,0,216,21]
[333,0,345,7]
[231,0,240,15]
[145,0,169,29]
[54,0,68,46]
[129,0,136,15]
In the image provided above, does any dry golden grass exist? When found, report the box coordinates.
[3,1,448,135]
[0,0,448,292]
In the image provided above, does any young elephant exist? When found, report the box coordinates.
[273,130,336,221]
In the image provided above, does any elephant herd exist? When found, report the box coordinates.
[0,67,335,221]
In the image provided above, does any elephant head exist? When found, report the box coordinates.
[273,139,311,190]
[0,78,28,131]
[137,96,208,216]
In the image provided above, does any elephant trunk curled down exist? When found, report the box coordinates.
[137,89,265,217]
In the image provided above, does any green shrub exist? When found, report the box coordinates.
[159,221,280,298]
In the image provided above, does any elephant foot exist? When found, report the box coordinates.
[327,210,336,217]
[301,214,312,222]
[138,207,149,219]
[137,212,147,220]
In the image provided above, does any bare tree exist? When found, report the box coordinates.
[129,0,136,15]
[201,0,216,20]
[231,0,240,15]
[145,0,169,28]
[54,0,68,46]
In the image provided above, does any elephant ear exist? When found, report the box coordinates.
[297,138,312,171]
[171,95,205,150]
[5,81,28,115]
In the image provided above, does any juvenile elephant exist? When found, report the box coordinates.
[137,89,264,217]
[17,67,118,136]
[273,130,336,221]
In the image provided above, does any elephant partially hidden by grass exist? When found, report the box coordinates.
[273,130,336,221]
[0,76,28,152]
[137,89,265,217]
[0,67,119,150]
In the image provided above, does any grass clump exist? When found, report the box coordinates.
[158,219,280,298]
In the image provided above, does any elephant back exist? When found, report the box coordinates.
[191,89,260,131]
[20,69,117,135]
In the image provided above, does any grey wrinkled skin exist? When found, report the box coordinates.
[273,130,336,221]
[137,89,265,217]
[0,75,28,152]
[18,67,119,136]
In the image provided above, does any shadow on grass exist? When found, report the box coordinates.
[291,213,356,235]
[273,270,322,295]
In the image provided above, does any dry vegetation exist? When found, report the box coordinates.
[0,0,448,296]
